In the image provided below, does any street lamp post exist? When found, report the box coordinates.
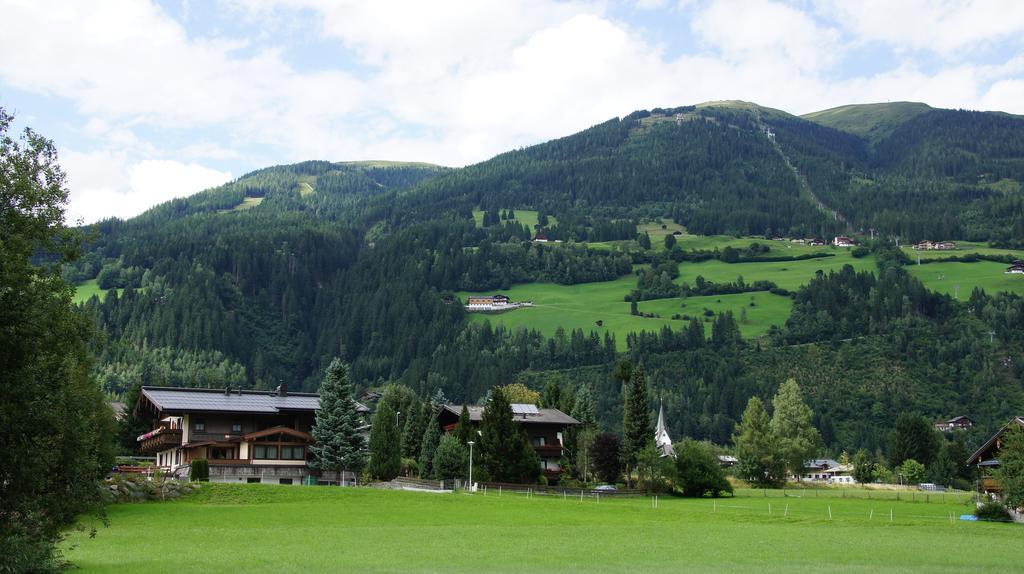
[467,441,475,492]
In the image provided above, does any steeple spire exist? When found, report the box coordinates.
[654,398,675,458]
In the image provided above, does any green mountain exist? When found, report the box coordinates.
[73,100,1024,456]
[802,101,933,143]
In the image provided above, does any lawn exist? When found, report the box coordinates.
[900,241,1024,261]
[459,277,792,348]
[676,253,877,291]
[906,260,1024,298]
[472,209,556,231]
[63,484,1019,573]
[73,279,124,304]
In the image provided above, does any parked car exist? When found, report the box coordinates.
[593,484,617,492]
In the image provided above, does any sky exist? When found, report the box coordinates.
[2,0,1024,223]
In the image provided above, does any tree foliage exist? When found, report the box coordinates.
[310,359,367,481]
[367,401,402,481]
[591,432,622,485]
[479,386,541,483]
[769,379,821,478]
[433,434,469,481]
[675,440,733,497]
[995,426,1024,510]
[733,397,785,488]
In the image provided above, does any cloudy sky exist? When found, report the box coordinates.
[2,0,1023,223]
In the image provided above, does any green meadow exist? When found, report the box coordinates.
[906,260,1024,297]
[900,241,1024,261]
[459,277,793,347]
[675,253,877,291]
[62,484,1018,573]
[73,279,124,304]
[472,209,556,231]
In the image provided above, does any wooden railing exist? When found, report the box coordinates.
[138,428,182,453]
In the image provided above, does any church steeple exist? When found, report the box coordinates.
[655,399,675,458]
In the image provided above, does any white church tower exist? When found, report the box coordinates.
[655,399,675,458]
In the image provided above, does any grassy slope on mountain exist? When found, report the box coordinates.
[801,102,933,143]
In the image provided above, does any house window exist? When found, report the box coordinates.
[194,419,206,432]
[246,477,261,483]
[211,447,235,460]
[253,445,280,459]
[281,446,305,460]
[532,436,546,447]
[232,421,242,433]
[279,478,293,485]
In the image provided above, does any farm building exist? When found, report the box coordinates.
[134,386,369,486]
[934,415,974,432]
[832,236,857,247]
[968,416,1024,494]
[802,459,854,484]
[1006,261,1024,274]
[435,403,579,483]
[466,294,511,310]
[913,240,957,251]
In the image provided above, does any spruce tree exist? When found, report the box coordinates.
[310,358,367,485]
[401,398,426,460]
[480,386,538,483]
[118,379,149,455]
[367,402,402,481]
[621,364,653,485]
[455,405,474,445]
[890,413,939,467]
[572,384,598,481]
[769,379,821,480]
[418,413,442,479]
[733,396,785,487]
[433,434,469,481]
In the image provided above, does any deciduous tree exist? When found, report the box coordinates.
[769,379,821,479]
[733,396,785,487]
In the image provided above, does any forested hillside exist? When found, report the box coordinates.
[73,101,1024,456]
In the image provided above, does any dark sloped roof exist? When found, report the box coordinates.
[439,404,579,426]
[968,416,1024,465]
[140,387,369,415]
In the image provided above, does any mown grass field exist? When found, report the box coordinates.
[63,484,1018,573]
[472,209,556,231]
[73,279,124,304]
[459,277,792,348]
[900,241,1024,261]
[675,253,877,291]
[906,260,1024,297]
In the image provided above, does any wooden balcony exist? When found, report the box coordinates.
[982,477,1002,492]
[138,428,182,453]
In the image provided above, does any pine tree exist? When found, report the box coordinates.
[733,396,785,487]
[769,379,821,479]
[621,364,653,485]
[890,413,939,467]
[367,402,402,481]
[433,434,469,480]
[572,385,598,481]
[664,234,677,250]
[638,232,652,250]
[455,405,474,445]
[401,398,426,460]
[480,386,539,483]
[418,413,442,479]
[310,358,367,485]
[118,379,149,455]
[995,426,1024,510]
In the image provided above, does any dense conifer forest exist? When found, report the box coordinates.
[71,101,1024,455]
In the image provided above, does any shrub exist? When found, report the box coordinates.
[975,501,1012,522]
[674,440,733,498]
[851,246,870,258]
[189,459,209,482]
[432,434,468,480]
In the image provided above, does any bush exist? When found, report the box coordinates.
[674,440,733,498]
[851,246,870,258]
[103,473,200,503]
[432,434,468,481]
[189,458,209,482]
[975,501,1012,522]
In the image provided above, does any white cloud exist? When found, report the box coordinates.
[64,154,232,223]
[820,0,1024,55]
[692,0,843,72]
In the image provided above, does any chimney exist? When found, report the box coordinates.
[224,387,230,396]
[277,384,288,397]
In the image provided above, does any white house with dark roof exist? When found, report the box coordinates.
[135,386,369,485]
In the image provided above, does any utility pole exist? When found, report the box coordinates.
[467,440,475,491]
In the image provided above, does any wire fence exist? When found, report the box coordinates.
[464,486,984,526]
